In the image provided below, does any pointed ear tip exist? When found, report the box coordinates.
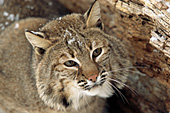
[94,0,99,5]
[25,30,32,36]
[25,29,29,32]
[25,30,33,39]
[92,1,100,11]
[25,31,30,37]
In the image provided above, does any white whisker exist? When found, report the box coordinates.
[107,70,142,76]
[107,78,138,95]
[105,81,118,97]
[83,94,94,110]
[106,81,129,104]
[82,94,88,113]
[107,66,147,74]
[76,91,81,109]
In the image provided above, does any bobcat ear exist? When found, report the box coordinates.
[25,30,52,49]
[84,0,104,30]
[25,30,52,55]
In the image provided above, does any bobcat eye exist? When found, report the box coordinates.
[92,48,102,59]
[64,60,78,67]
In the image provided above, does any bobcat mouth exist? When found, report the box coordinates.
[78,73,114,98]
[84,77,106,90]
[78,73,107,90]
[85,84,101,90]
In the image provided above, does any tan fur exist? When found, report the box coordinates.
[0,1,132,113]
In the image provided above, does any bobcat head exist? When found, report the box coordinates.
[25,1,131,111]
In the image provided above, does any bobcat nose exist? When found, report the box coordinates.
[88,74,98,82]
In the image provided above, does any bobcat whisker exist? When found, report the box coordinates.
[105,81,119,97]
[100,78,106,83]
[82,93,93,110]
[107,78,138,95]
[74,91,81,110]
[84,85,91,90]
[107,66,146,74]
[106,81,129,104]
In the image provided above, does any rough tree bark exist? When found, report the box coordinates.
[57,0,170,113]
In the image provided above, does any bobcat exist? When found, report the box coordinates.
[0,1,131,113]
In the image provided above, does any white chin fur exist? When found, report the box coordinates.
[97,81,114,98]
[83,81,114,98]
[64,80,114,110]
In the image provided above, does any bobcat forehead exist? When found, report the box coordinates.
[67,37,75,44]
[64,29,73,38]
[40,14,86,40]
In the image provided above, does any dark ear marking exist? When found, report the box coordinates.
[86,0,97,17]
[35,47,45,55]
[32,32,44,38]
[62,96,70,108]
[25,29,45,38]
[44,86,53,95]
[96,19,103,30]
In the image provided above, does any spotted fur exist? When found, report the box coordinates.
[25,1,132,112]
[0,1,132,113]
[26,1,132,112]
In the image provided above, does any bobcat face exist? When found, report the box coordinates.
[50,30,113,97]
[25,1,130,111]
[33,28,114,110]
